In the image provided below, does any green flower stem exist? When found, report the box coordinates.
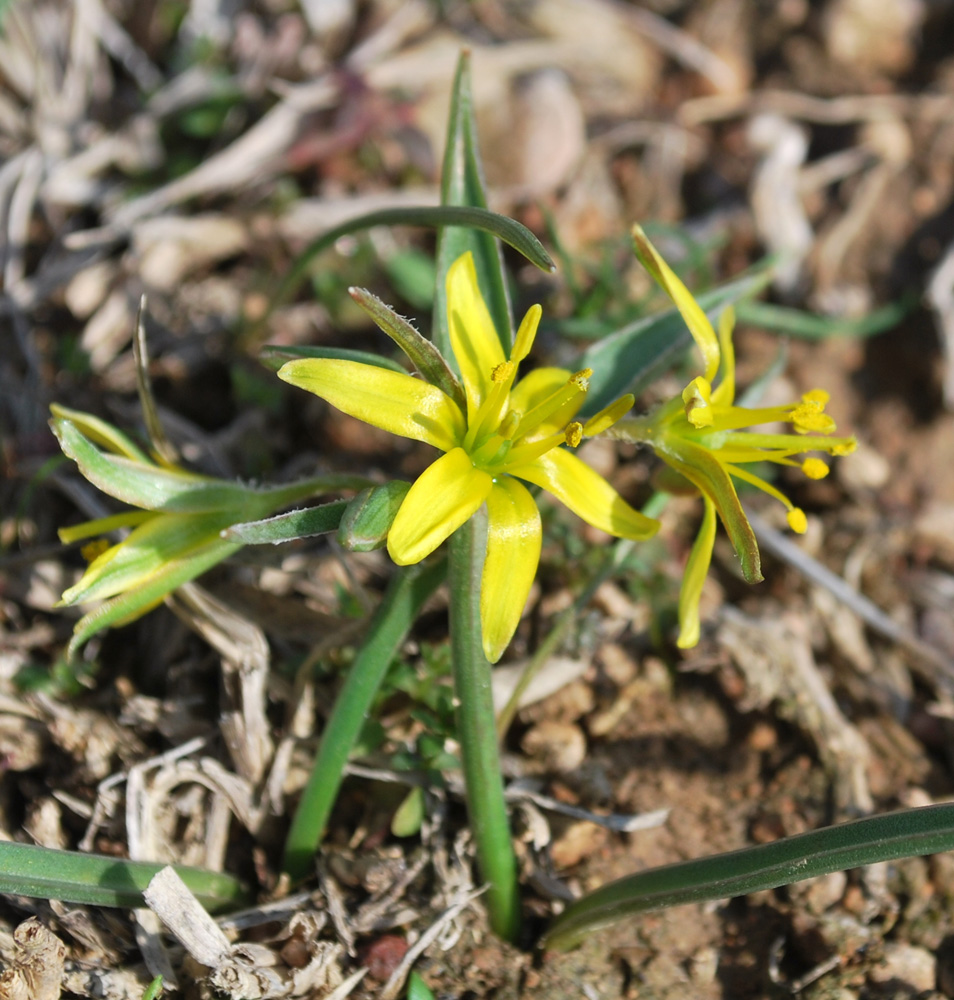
[0,841,243,911]
[542,802,954,951]
[448,511,520,942]
[282,558,445,880]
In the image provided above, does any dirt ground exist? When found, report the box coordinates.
[4,0,954,997]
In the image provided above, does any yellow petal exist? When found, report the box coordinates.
[278,359,465,452]
[481,478,542,663]
[60,512,231,606]
[387,448,493,564]
[632,225,720,383]
[711,306,737,407]
[509,448,659,540]
[677,496,717,649]
[446,252,506,421]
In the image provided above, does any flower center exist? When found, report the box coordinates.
[465,368,592,475]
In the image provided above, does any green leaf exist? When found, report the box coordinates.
[542,802,954,951]
[407,970,436,1000]
[433,51,519,359]
[391,786,425,837]
[52,419,255,513]
[349,288,466,411]
[0,841,244,911]
[282,559,447,879]
[141,976,164,1000]
[224,500,350,544]
[337,481,412,552]
[578,269,773,416]
[257,205,551,341]
[734,293,917,340]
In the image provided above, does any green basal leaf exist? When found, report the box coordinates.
[433,51,517,359]
[259,204,551,342]
[542,802,954,951]
[259,344,408,375]
[735,293,917,340]
[337,481,412,552]
[224,500,350,544]
[0,841,244,911]
[407,970,436,1000]
[141,976,164,1000]
[349,288,466,411]
[578,268,773,417]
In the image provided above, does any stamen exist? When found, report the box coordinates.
[583,394,634,436]
[801,457,829,480]
[81,538,111,562]
[492,361,514,383]
[787,508,808,533]
[513,372,589,440]
[682,376,713,428]
[565,422,583,447]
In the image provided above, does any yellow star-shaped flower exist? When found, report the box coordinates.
[614,227,857,648]
[280,252,659,662]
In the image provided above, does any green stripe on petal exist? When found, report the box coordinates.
[510,449,659,540]
[447,253,506,421]
[387,448,493,565]
[61,512,234,606]
[677,496,717,649]
[278,358,464,453]
[67,536,242,655]
[659,437,762,583]
[481,478,541,663]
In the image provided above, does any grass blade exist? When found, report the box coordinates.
[433,51,520,358]
[542,802,954,950]
[0,841,244,911]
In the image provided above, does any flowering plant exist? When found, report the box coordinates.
[610,227,856,647]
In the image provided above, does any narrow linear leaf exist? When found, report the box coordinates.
[0,841,244,911]
[735,293,917,340]
[433,51,516,359]
[224,500,350,544]
[542,802,954,950]
[259,204,551,340]
[578,268,773,416]
[132,295,179,465]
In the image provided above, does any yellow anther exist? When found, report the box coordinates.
[570,368,593,391]
[791,401,836,435]
[565,422,583,447]
[801,457,829,480]
[81,538,111,562]
[833,439,857,456]
[802,389,830,406]
[682,376,713,428]
[492,361,515,384]
[786,508,808,533]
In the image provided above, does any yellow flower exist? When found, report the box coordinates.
[613,227,857,649]
[279,252,659,662]
[52,404,362,655]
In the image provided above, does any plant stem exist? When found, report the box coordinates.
[282,559,444,880]
[448,511,520,941]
